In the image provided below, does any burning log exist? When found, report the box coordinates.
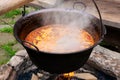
[0,0,33,15]
[87,45,120,78]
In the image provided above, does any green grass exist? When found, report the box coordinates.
[0,8,22,25]
[0,26,13,33]
[1,42,17,57]
[3,9,22,18]
[0,6,39,25]
[0,7,38,65]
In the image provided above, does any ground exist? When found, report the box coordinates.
[0,6,39,65]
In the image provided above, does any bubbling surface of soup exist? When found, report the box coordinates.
[25,24,94,54]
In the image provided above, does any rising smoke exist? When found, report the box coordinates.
[41,9,95,30]
[33,9,97,53]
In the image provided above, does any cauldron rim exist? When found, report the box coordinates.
[14,8,106,55]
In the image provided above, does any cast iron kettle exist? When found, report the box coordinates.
[14,0,106,74]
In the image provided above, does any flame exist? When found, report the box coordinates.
[63,72,75,78]
[25,24,94,53]
[55,72,74,80]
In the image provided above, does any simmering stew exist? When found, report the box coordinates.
[25,24,94,53]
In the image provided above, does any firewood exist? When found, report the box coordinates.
[0,0,33,15]
[87,45,120,78]
[0,64,16,80]
[1,46,120,79]
[75,73,97,80]
[31,73,39,80]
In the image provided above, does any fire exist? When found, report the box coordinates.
[63,72,75,78]
[55,72,75,80]
[25,24,94,53]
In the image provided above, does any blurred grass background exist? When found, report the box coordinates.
[0,6,38,65]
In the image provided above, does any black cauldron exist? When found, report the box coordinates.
[14,9,105,74]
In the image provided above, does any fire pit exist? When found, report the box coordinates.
[14,8,105,74]
[13,0,107,74]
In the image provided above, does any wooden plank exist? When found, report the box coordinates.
[0,0,33,15]
[29,0,120,28]
[75,73,97,80]
[57,0,120,28]
[86,0,120,28]
[28,0,64,8]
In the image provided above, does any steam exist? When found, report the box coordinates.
[36,9,95,53]
[42,9,94,30]
[55,31,85,53]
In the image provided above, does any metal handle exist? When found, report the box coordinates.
[92,0,106,36]
[92,0,103,28]
[22,40,39,52]
[73,0,105,34]
[73,2,86,12]
[22,5,26,17]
